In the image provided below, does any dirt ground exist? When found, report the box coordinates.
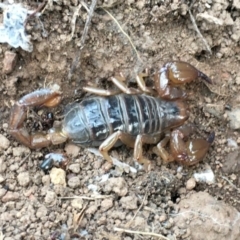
[0,0,240,239]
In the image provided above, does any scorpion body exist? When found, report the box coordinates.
[9,61,214,169]
[63,94,187,147]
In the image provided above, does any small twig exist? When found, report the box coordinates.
[65,3,82,42]
[102,8,142,62]
[114,227,170,240]
[125,192,147,228]
[68,0,97,80]
[59,195,112,200]
[19,153,31,167]
[221,176,240,192]
[24,0,48,28]
[188,6,212,55]
[73,204,87,232]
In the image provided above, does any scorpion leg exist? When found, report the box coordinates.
[154,61,212,100]
[153,135,174,163]
[9,88,66,149]
[99,131,135,164]
[135,73,155,94]
[83,86,121,96]
[111,76,142,94]
[134,134,161,170]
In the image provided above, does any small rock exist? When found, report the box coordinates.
[50,168,66,186]
[42,175,51,186]
[71,198,83,209]
[159,214,167,222]
[68,163,80,173]
[5,77,18,96]
[0,174,5,183]
[186,178,196,190]
[101,198,113,212]
[44,191,56,204]
[120,195,138,210]
[2,191,20,202]
[222,150,240,174]
[0,134,10,150]
[2,51,17,74]
[102,177,128,196]
[65,144,80,157]
[0,188,7,198]
[68,176,81,188]
[97,215,107,226]
[0,158,7,173]
[132,216,145,227]
[227,108,240,130]
[204,103,224,119]
[12,146,31,157]
[86,204,98,215]
[36,206,48,218]
[17,172,31,186]
[233,0,240,9]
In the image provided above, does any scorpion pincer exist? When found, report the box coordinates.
[9,61,214,170]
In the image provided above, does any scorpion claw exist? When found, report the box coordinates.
[9,88,67,149]
[170,130,215,166]
[154,61,212,99]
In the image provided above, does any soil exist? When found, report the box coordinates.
[0,0,240,240]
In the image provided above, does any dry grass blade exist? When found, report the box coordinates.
[65,3,82,42]
[125,192,147,228]
[221,176,240,193]
[73,205,87,232]
[188,8,212,55]
[101,8,142,62]
[114,227,170,240]
[59,195,113,200]
[68,0,97,79]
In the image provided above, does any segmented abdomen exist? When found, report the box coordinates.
[63,94,187,146]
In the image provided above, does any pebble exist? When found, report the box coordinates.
[120,195,138,209]
[68,176,81,188]
[36,206,48,218]
[227,107,240,130]
[102,177,128,197]
[2,191,20,202]
[0,158,7,173]
[2,51,17,74]
[71,198,83,209]
[101,198,113,212]
[42,175,51,186]
[68,163,80,173]
[50,168,66,186]
[65,144,80,157]
[186,178,196,190]
[0,174,5,183]
[44,191,56,204]
[0,134,10,150]
[12,146,31,157]
[86,204,98,215]
[17,172,31,186]
[0,188,7,198]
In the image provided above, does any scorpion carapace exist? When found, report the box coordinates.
[9,61,214,170]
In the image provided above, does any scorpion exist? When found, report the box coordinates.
[9,61,214,170]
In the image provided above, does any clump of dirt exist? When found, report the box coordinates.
[0,0,240,239]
